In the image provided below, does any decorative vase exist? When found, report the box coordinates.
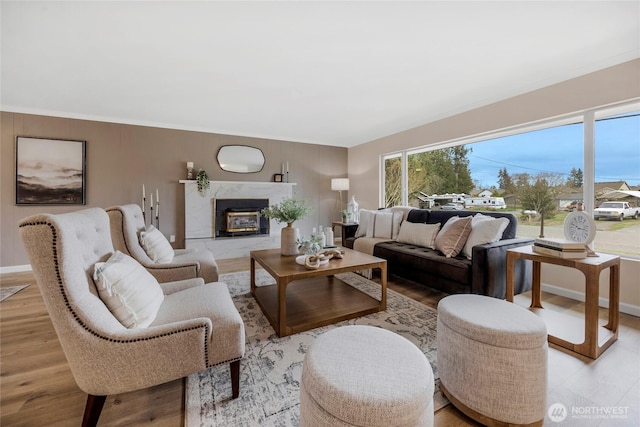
[347,196,359,223]
[281,223,300,256]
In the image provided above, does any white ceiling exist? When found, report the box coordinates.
[1,1,639,147]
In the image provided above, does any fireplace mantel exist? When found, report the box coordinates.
[180,180,296,259]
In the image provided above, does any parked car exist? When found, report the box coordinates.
[565,200,583,211]
[594,201,640,221]
[441,202,464,210]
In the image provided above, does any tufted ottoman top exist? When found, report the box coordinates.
[302,325,433,426]
[438,294,547,349]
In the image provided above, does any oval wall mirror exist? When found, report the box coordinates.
[216,145,265,173]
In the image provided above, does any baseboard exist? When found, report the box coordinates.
[541,283,640,317]
[0,264,32,274]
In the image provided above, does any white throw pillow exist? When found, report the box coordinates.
[391,211,404,239]
[355,209,376,238]
[139,224,174,263]
[372,211,394,239]
[396,222,441,249]
[93,251,165,328]
[462,214,510,260]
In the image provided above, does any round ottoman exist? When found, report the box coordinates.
[437,294,548,426]
[300,325,434,427]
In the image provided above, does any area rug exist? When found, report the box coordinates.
[185,270,447,427]
[0,285,29,302]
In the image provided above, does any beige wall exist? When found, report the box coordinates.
[347,58,640,312]
[347,59,640,211]
[1,113,347,268]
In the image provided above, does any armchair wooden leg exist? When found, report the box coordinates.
[230,360,240,398]
[82,394,106,427]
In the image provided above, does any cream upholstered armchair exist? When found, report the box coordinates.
[19,208,244,427]
[106,204,219,283]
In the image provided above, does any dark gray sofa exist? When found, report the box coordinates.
[343,209,533,299]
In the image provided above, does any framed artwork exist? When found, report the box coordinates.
[273,173,283,182]
[15,136,86,205]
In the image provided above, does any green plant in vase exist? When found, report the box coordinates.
[262,198,312,225]
[196,169,210,196]
[262,198,312,256]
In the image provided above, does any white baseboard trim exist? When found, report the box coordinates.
[0,264,32,274]
[541,283,640,318]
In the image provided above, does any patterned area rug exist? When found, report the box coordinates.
[0,285,29,302]
[185,270,447,426]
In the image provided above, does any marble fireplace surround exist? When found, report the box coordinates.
[180,180,295,259]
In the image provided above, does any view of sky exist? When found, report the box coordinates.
[467,113,640,189]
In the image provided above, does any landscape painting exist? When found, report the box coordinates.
[16,137,86,205]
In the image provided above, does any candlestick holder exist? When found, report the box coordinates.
[142,197,147,226]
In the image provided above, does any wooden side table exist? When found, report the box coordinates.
[331,221,359,246]
[506,245,620,359]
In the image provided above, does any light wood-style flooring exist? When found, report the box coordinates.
[2,258,639,426]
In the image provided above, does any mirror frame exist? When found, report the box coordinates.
[216,145,265,174]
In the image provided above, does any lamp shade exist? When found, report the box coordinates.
[331,178,350,191]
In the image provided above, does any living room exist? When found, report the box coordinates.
[2,2,639,426]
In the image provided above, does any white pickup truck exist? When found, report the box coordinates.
[594,201,640,221]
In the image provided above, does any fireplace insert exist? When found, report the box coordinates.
[215,198,269,238]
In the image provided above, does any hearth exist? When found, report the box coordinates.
[215,198,269,238]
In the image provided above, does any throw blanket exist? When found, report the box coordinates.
[353,237,394,278]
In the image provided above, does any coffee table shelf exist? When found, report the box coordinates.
[250,248,387,337]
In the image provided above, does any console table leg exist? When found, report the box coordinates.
[530,261,543,309]
[605,265,620,332]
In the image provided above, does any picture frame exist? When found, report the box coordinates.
[15,136,86,205]
[273,173,283,182]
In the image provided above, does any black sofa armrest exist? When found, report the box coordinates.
[471,238,534,299]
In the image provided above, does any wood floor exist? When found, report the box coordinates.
[2,258,639,426]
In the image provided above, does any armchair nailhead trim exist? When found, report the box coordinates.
[20,221,211,366]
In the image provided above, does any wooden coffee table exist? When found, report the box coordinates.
[250,247,387,337]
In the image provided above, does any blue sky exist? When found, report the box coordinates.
[467,113,640,189]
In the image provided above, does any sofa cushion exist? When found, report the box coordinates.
[424,209,517,240]
[139,224,174,263]
[355,209,376,238]
[356,209,404,239]
[434,216,473,258]
[396,221,440,249]
[462,214,510,260]
[374,242,471,285]
[372,210,394,238]
[93,251,165,328]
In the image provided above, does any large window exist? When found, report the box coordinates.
[383,153,402,208]
[593,110,640,257]
[382,102,640,258]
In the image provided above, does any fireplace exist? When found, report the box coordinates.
[226,209,259,233]
[215,198,269,238]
